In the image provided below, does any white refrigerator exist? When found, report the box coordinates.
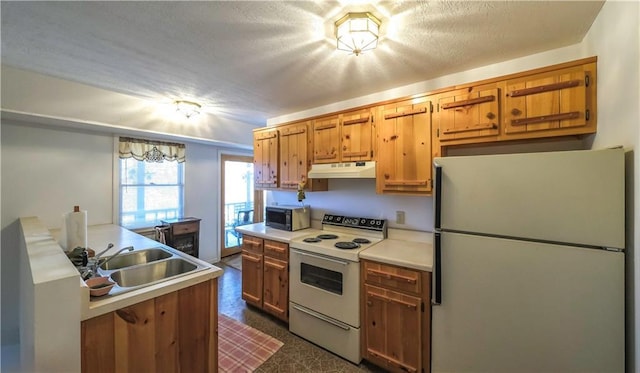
[432,148,625,373]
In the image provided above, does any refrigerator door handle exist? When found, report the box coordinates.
[432,232,442,305]
[434,164,442,230]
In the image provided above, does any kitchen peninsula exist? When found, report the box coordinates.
[19,217,222,372]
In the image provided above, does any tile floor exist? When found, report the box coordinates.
[216,256,386,373]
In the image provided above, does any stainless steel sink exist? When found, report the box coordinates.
[92,246,209,299]
[99,247,172,270]
[109,258,198,288]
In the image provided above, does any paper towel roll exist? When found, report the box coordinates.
[65,208,87,251]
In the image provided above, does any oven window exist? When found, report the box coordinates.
[300,263,343,295]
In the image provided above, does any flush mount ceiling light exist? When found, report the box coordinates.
[175,100,201,118]
[335,12,381,56]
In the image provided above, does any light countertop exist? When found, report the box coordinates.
[234,223,320,243]
[51,223,223,320]
[237,222,433,272]
[360,239,433,272]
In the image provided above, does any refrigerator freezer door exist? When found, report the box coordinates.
[434,148,625,249]
[431,232,624,373]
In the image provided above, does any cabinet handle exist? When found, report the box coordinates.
[265,244,286,254]
[255,179,277,185]
[367,268,418,283]
[280,128,306,136]
[510,111,581,126]
[367,349,418,373]
[242,254,260,263]
[314,123,338,130]
[383,180,428,187]
[314,154,338,160]
[509,79,581,97]
[368,292,417,309]
[441,95,495,110]
[342,151,369,157]
[342,116,369,126]
[442,123,497,135]
[384,107,427,120]
[256,133,277,140]
[265,261,286,271]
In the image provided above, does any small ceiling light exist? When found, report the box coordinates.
[335,12,381,56]
[175,100,201,118]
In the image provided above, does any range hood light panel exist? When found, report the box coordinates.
[307,161,376,179]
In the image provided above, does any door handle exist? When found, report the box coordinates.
[434,165,442,230]
[432,232,442,305]
[292,304,351,331]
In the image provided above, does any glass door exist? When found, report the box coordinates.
[220,154,262,257]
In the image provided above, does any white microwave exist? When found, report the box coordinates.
[265,205,310,231]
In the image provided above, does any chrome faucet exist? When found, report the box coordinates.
[91,245,134,273]
[94,243,114,259]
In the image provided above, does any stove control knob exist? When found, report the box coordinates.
[376,220,382,226]
[360,218,366,225]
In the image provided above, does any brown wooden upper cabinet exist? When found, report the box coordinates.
[437,83,501,145]
[279,120,327,191]
[503,61,596,139]
[279,121,310,190]
[341,108,374,162]
[376,98,433,195]
[312,109,374,164]
[312,114,341,164]
[253,127,279,189]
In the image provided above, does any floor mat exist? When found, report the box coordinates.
[218,313,283,372]
[222,253,242,271]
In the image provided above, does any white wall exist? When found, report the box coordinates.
[270,179,433,231]
[0,120,236,347]
[1,121,112,345]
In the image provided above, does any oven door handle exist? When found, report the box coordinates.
[292,249,350,266]
[292,304,351,331]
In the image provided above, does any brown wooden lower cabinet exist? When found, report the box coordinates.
[241,234,290,322]
[81,278,218,373]
[361,260,431,373]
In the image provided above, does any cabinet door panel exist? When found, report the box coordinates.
[263,256,289,321]
[254,128,279,188]
[313,115,340,163]
[505,66,591,135]
[82,313,115,373]
[377,100,432,194]
[114,299,157,372]
[279,122,309,189]
[341,109,373,161]
[364,285,422,373]
[439,88,500,142]
[241,250,263,307]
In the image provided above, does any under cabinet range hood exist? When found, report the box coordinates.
[307,161,376,179]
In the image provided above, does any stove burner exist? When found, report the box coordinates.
[352,238,371,244]
[317,234,339,240]
[335,241,360,250]
[303,237,321,243]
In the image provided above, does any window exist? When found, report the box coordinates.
[118,137,185,229]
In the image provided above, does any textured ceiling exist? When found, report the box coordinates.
[1,1,604,127]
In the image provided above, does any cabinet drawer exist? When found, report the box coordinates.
[242,235,264,254]
[363,261,421,294]
[263,239,288,261]
[172,222,199,235]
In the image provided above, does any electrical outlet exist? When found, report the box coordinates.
[396,211,405,224]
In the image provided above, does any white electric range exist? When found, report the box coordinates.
[288,214,387,364]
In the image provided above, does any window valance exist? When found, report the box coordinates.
[119,137,185,163]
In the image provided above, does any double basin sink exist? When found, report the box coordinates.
[93,246,208,298]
